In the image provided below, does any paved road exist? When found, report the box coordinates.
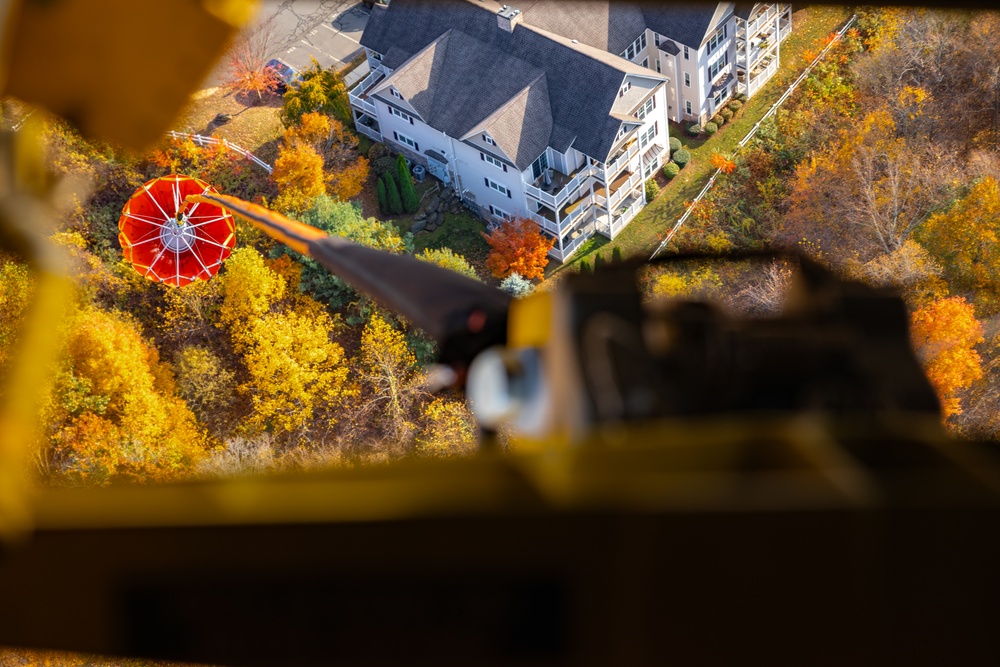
[204,0,370,87]
[266,0,371,72]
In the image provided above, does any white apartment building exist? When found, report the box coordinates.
[351,0,671,261]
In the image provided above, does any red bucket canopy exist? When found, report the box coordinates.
[118,174,236,287]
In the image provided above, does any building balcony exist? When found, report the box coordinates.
[737,4,779,42]
[737,57,779,97]
[609,194,644,236]
[348,65,386,117]
[528,189,596,235]
[550,219,595,261]
[607,168,642,210]
[355,114,382,142]
[524,163,597,210]
[599,140,640,183]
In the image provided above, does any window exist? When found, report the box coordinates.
[489,205,513,221]
[370,51,382,61]
[654,33,660,47]
[531,151,549,180]
[643,155,661,179]
[392,131,418,151]
[641,58,648,68]
[639,124,656,149]
[481,152,507,172]
[485,177,511,198]
[483,134,496,146]
[619,80,631,97]
[708,52,729,81]
[621,33,647,62]
[390,88,403,100]
[713,86,731,108]
[636,96,655,121]
[655,58,661,73]
[683,45,690,60]
[707,26,727,54]
[684,72,691,88]
[389,106,413,124]
[685,100,692,115]
[616,124,628,140]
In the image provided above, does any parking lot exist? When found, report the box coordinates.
[265,0,370,73]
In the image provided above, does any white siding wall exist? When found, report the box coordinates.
[375,98,450,164]
[451,139,527,219]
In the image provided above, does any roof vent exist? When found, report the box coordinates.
[572,39,578,44]
[497,4,522,33]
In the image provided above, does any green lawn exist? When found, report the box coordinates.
[561,4,852,271]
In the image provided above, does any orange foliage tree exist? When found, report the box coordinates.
[910,296,984,419]
[221,17,281,101]
[483,218,554,280]
[710,152,737,174]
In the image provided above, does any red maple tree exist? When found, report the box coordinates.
[483,218,554,280]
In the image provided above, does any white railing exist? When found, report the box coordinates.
[747,60,779,96]
[523,165,596,209]
[552,229,590,261]
[527,210,561,236]
[166,131,272,173]
[780,24,791,41]
[611,197,643,233]
[348,65,385,116]
[744,4,778,41]
[608,171,641,209]
[599,141,640,182]
[356,122,382,142]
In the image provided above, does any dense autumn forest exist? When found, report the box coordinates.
[3,4,1000,667]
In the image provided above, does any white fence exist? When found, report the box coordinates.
[649,13,858,261]
[166,131,273,174]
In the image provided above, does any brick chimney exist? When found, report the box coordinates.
[497,5,522,33]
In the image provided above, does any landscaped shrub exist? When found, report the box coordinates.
[644,178,660,201]
[711,114,724,127]
[728,99,743,111]
[383,173,403,215]
[611,246,623,263]
[704,122,718,136]
[397,153,419,213]
[373,155,396,178]
[499,272,534,298]
[736,93,748,103]
[663,162,681,178]
[377,177,388,214]
[672,149,690,167]
[720,108,733,122]
[669,136,682,153]
[367,142,389,161]
[687,124,702,136]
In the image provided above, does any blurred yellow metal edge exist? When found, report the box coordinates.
[508,291,552,348]
[1,0,259,151]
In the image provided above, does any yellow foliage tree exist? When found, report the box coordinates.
[241,309,349,436]
[652,266,722,299]
[272,140,327,214]
[280,111,369,203]
[356,313,423,445]
[218,246,287,331]
[918,177,1000,311]
[0,258,33,374]
[44,305,205,484]
[910,296,984,419]
[415,398,478,457]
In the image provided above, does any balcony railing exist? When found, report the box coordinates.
[599,141,640,183]
[610,197,644,236]
[356,121,382,143]
[523,164,597,209]
[608,170,642,210]
[348,65,386,116]
[740,4,779,42]
[526,210,561,237]
[745,59,779,97]
[551,228,591,261]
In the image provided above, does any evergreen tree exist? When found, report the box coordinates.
[397,154,419,213]
[377,177,388,214]
[384,173,403,215]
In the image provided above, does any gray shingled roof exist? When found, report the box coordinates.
[463,76,553,171]
[644,2,735,48]
[734,3,760,20]
[361,0,665,162]
[516,0,647,55]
